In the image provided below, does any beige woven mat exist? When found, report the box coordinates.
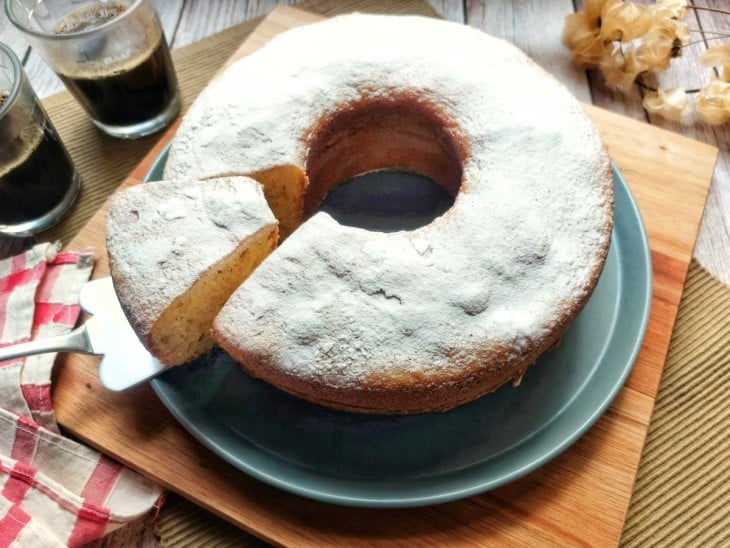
[621,260,730,547]
[30,0,728,545]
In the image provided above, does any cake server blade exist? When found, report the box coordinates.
[79,277,168,390]
[0,277,168,391]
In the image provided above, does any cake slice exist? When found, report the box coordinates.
[106,176,278,365]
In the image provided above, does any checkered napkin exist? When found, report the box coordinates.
[0,242,163,547]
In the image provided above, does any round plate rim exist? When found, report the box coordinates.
[147,144,652,507]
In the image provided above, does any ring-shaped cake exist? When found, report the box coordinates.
[108,14,613,413]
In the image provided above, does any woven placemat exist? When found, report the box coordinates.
[26,0,728,545]
[621,260,730,547]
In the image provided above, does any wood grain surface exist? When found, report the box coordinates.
[49,7,717,546]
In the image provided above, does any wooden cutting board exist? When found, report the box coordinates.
[53,6,717,546]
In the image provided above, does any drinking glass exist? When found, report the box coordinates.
[0,41,80,235]
[6,0,181,139]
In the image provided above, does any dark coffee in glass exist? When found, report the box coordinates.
[53,3,179,132]
[0,44,80,235]
[57,39,177,129]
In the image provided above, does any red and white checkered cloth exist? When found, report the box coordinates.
[0,243,162,547]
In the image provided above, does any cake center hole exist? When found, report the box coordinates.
[305,98,464,231]
[317,170,454,232]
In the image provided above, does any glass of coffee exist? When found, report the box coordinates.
[5,0,180,139]
[0,42,80,236]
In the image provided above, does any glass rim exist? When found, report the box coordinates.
[4,0,146,41]
[0,42,22,119]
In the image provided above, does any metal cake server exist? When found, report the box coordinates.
[0,277,168,391]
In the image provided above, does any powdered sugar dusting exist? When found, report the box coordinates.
[164,15,613,399]
[106,176,276,334]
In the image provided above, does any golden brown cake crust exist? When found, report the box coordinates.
[165,14,615,413]
[106,176,278,365]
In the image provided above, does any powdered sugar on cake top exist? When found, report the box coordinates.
[164,15,613,399]
[106,176,276,334]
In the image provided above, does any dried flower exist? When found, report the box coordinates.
[697,79,730,125]
[635,20,683,72]
[652,0,688,19]
[642,87,687,120]
[671,18,691,47]
[585,0,622,26]
[601,48,647,89]
[699,44,730,83]
[601,2,653,41]
[562,27,612,68]
[562,0,622,67]
[561,0,730,124]
[562,0,689,79]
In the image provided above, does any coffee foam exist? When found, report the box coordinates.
[52,2,162,79]
[53,3,128,34]
[56,38,162,80]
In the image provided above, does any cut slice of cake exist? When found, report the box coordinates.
[106,176,278,366]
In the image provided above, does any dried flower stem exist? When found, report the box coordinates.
[688,5,730,16]
[685,36,730,48]
[686,29,730,38]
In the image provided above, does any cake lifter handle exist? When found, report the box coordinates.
[0,324,96,362]
[0,278,169,389]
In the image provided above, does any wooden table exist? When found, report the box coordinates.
[2,1,727,546]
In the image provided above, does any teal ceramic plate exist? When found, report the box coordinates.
[146,146,651,507]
